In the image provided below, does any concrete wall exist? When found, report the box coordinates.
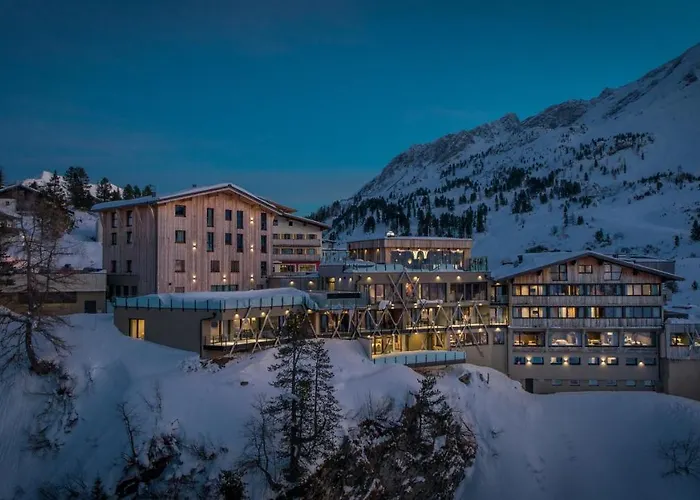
[661,359,700,401]
[114,307,216,354]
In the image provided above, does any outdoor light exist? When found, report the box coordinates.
[639,361,645,366]
[285,309,290,315]
[261,311,266,317]
[192,274,196,279]
[601,360,606,366]
[289,281,294,285]
[250,277,254,282]
[367,277,371,282]
[235,313,239,318]
[250,216,254,222]
[478,275,483,280]
[307,309,312,314]
[250,273,254,279]
[456,276,461,280]
[308,281,314,286]
[436,276,441,280]
[223,277,227,282]
[192,241,197,247]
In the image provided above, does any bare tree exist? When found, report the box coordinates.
[659,433,700,479]
[0,198,76,375]
[241,395,279,491]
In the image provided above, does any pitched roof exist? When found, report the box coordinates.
[278,212,331,230]
[0,183,42,196]
[491,250,683,281]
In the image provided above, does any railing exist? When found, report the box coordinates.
[372,350,466,367]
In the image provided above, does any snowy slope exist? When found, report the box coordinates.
[1,315,699,499]
[22,170,122,198]
[317,43,700,269]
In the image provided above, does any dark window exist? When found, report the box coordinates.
[625,357,638,366]
[577,264,592,274]
[126,260,132,273]
[131,286,138,296]
[231,260,240,273]
[19,292,77,304]
[126,210,133,227]
[261,235,267,253]
[273,218,278,226]
[207,232,214,252]
[588,357,600,365]
[288,220,293,227]
[604,263,622,280]
[531,357,544,365]
[296,233,304,240]
[643,357,657,366]
[126,231,133,244]
[550,264,568,281]
[175,205,186,217]
[206,208,214,227]
[261,261,268,277]
[174,287,185,293]
[210,260,220,272]
[569,357,581,365]
[175,230,186,243]
[514,356,527,365]
[111,212,117,228]
[236,234,243,253]
[261,213,267,230]
[236,210,243,229]
[110,260,117,273]
[225,233,232,245]
[111,232,117,245]
[225,209,232,221]
[175,260,185,273]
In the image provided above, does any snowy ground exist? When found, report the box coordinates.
[1,315,699,499]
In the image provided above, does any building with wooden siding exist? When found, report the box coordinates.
[92,183,326,299]
[492,251,682,394]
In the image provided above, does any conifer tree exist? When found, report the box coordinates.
[41,170,68,209]
[691,219,700,242]
[64,166,94,209]
[95,177,113,203]
[132,185,142,198]
[122,184,135,200]
[142,184,155,197]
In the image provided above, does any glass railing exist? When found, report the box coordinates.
[372,350,466,366]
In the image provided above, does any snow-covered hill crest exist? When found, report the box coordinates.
[22,170,122,198]
[316,43,700,266]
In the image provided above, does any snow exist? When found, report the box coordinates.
[116,287,319,310]
[1,314,700,499]
[22,170,122,198]
[90,195,157,211]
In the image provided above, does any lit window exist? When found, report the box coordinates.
[625,380,636,387]
[588,357,600,365]
[129,319,145,340]
[606,357,618,365]
[588,379,599,386]
[550,357,563,365]
[551,379,562,386]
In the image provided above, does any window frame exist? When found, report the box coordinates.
[174,205,186,217]
[175,230,186,244]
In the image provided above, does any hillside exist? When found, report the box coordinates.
[314,43,700,266]
[22,170,122,199]
[0,315,699,499]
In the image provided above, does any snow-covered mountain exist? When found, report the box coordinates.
[22,170,122,198]
[315,43,700,265]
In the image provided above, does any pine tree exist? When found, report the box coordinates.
[363,215,376,233]
[90,477,109,500]
[132,185,142,198]
[674,235,680,247]
[64,166,94,209]
[41,170,67,209]
[691,219,700,242]
[475,203,487,233]
[691,281,698,291]
[142,184,155,197]
[577,215,584,225]
[563,205,569,227]
[305,340,341,461]
[110,188,122,201]
[95,177,113,203]
[406,375,454,442]
[122,184,135,200]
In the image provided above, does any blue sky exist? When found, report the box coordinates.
[1,0,698,213]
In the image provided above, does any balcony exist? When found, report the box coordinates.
[372,350,466,367]
[272,238,322,247]
[274,253,321,262]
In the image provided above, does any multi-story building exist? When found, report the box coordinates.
[92,183,326,298]
[270,211,327,274]
[492,251,682,393]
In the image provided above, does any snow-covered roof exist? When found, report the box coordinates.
[491,251,683,281]
[277,212,330,229]
[341,262,484,274]
[91,183,298,219]
[114,287,319,311]
[0,183,41,196]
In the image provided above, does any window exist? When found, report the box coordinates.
[550,264,568,281]
[569,380,580,386]
[625,380,636,387]
[261,235,267,253]
[549,307,578,319]
[225,209,232,221]
[174,287,185,293]
[261,213,267,230]
[110,260,117,273]
[126,210,133,227]
[569,357,581,365]
[236,210,243,229]
[206,232,214,252]
[236,234,244,253]
[126,260,132,273]
[261,261,268,277]
[549,331,582,347]
[126,231,133,244]
[281,248,294,255]
[605,380,617,387]
[625,357,637,366]
[588,357,600,365]
[550,357,563,365]
[588,379,599,386]
[551,379,562,386]
[282,233,291,240]
[603,263,622,280]
[513,307,546,319]
[513,285,546,296]
[111,232,117,245]
[129,319,145,340]
[577,264,592,274]
[295,233,304,240]
[175,205,186,217]
[131,286,137,296]
[308,233,318,239]
[225,233,232,245]
[296,248,304,255]
[586,331,619,347]
[111,212,117,228]
[206,208,214,227]
[605,357,618,365]
[230,260,240,273]
[623,331,656,347]
[643,380,655,388]
[272,233,280,240]
[623,307,661,319]
[514,356,527,365]
[531,357,544,365]
[175,230,186,243]
[643,357,657,366]
[307,248,317,255]
[288,220,293,227]
[298,264,316,272]
[512,332,545,346]
[273,218,278,226]
[210,260,220,272]
[175,260,185,273]
[211,284,239,291]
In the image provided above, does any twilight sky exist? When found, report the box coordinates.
[1,0,698,214]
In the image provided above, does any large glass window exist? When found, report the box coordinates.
[261,213,267,230]
[586,331,619,347]
[550,264,568,281]
[206,232,214,252]
[513,285,546,296]
[418,283,446,301]
[236,234,244,253]
[129,319,145,340]
[236,210,244,229]
[512,332,545,347]
[206,208,214,227]
[549,331,582,347]
[623,331,656,347]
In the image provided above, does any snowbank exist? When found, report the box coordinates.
[1,314,699,499]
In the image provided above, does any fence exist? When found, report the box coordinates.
[372,350,466,367]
